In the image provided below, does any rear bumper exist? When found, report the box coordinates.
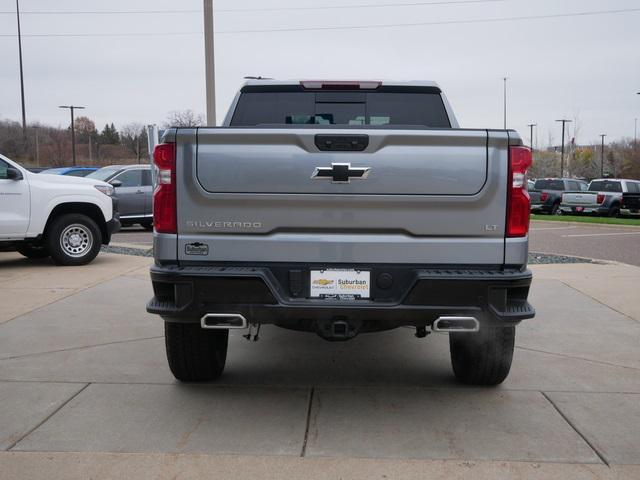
[560,204,605,215]
[147,263,535,329]
[620,208,640,217]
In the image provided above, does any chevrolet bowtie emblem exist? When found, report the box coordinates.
[311,163,371,183]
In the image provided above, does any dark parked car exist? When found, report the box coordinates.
[87,165,153,229]
[530,178,588,215]
[39,167,99,177]
[621,181,640,217]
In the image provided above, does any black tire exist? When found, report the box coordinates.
[141,221,153,231]
[165,323,228,382]
[607,205,620,218]
[550,202,561,215]
[16,243,50,259]
[449,326,515,386]
[45,213,102,266]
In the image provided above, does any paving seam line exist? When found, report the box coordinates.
[540,391,610,467]
[300,387,315,457]
[0,336,164,362]
[558,281,640,325]
[0,262,151,326]
[4,382,91,452]
[515,345,640,372]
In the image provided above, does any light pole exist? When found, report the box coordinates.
[15,0,27,143]
[502,77,508,129]
[527,123,537,151]
[33,126,39,166]
[203,0,216,126]
[556,119,572,177]
[59,105,85,166]
[600,134,607,178]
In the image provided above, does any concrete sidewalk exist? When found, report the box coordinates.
[1,251,639,479]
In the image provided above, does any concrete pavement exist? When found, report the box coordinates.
[1,251,639,479]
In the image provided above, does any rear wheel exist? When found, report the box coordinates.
[165,323,228,382]
[449,326,515,386]
[550,202,561,215]
[46,214,102,266]
[607,205,620,218]
[16,243,49,259]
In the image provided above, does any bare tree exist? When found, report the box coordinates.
[163,110,205,128]
[120,123,148,163]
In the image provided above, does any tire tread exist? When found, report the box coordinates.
[449,326,515,386]
[165,323,228,382]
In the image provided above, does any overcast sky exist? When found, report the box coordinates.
[1,0,639,146]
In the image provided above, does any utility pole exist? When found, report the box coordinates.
[527,123,537,151]
[59,105,85,166]
[556,119,572,177]
[635,118,637,146]
[502,77,508,129]
[16,0,27,143]
[600,134,607,178]
[34,126,39,166]
[203,0,216,126]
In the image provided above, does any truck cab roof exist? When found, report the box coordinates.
[223,79,458,128]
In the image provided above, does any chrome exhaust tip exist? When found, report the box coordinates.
[432,316,480,333]
[200,313,248,329]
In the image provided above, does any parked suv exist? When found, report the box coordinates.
[530,178,588,215]
[561,179,640,217]
[87,165,153,229]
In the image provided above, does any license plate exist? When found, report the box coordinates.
[575,207,584,212]
[310,269,370,299]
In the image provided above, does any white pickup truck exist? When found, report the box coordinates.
[0,154,120,265]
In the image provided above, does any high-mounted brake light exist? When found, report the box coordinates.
[152,143,176,234]
[507,146,533,238]
[300,80,382,90]
[597,193,605,204]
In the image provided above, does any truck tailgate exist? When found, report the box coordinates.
[196,130,486,195]
[173,128,517,265]
[562,192,597,205]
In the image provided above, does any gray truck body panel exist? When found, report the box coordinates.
[153,127,526,266]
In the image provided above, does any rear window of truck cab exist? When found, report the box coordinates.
[534,180,565,191]
[589,181,622,192]
[230,86,451,128]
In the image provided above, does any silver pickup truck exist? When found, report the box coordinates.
[561,179,640,217]
[147,80,535,386]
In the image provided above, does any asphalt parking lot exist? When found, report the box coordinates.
[530,221,640,266]
[1,252,640,479]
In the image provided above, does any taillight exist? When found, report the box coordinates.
[152,143,176,234]
[540,192,549,202]
[597,194,605,204]
[507,146,533,237]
